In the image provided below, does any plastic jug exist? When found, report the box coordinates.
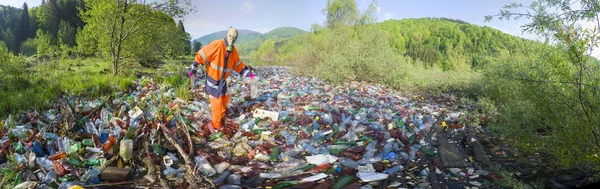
[119,139,133,162]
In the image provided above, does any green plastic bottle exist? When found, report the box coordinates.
[280,116,291,123]
[82,139,94,147]
[299,164,316,171]
[13,173,22,186]
[329,149,344,155]
[69,142,82,155]
[270,147,281,162]
[124,127,135,140]
[13,142,23,154]
[209,132,223,141]
[151,143,163,156]
[66,157,82,167]
[421,146,435,156]
[251,128,268,135]
[87,159,100,166]
[273,181,300,189]
[332,175,354,189]
[334,140,357,146]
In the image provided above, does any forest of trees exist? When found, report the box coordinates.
[0,0,192,66]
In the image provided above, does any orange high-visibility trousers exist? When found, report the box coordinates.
[209,94,230,129]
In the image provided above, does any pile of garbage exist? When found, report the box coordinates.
[0,67,494,189]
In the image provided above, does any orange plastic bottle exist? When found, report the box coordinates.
[48,151,67,161]
[102,135,117,153]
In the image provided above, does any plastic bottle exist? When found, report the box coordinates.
[383,165,405,175]
[102,135,116,153]
[339,157,359,169]
[227,174,242,185]
[42,171,57,184]
[53,161,68,176]
[194,156,216,176]
[33,157,51,170]
[219,185,242,189]
[48,152,67,161]
[14,153,26,164]
[46,139,56,155]
[250,77,258,99]
[119,139,133,162]
[80,168,101,184]
[31,141,46,157]
[82,139,94,147]
[356,172,388,182]
[13,142,24,154]
[66,157,82,167]
[259,172,282,179]
[69,142,81,155]
[332,175,354,189]
[270,146,281,162]
[300,142,319,155]
[214,162,230,174]
[212,170,231,184]
[209,132,224,141]
[307,163,332,173]
[86,159,101,166]
[273,181,300,189]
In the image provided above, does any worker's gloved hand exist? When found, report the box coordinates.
[248,73,255,79]
[188,70,195,78]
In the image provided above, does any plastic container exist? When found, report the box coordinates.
[102,135,117,153]
[250,78,258,98]
[194,156,216,177]
[119,139,133,162]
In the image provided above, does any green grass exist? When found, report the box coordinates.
[0,58,136,117]
[392,63,483,96]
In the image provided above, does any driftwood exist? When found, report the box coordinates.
[58,97,75,131]
[160,123,215,188]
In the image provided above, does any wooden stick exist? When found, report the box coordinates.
[177,112,194,155]
[100,153,119,171]
[160,124,215,188]
[86,181,136,187]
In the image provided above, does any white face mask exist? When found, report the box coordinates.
[226,27,238,52]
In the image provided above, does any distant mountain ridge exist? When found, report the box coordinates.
[192,27,307,55]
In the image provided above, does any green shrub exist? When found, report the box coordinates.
[19,38,37,56]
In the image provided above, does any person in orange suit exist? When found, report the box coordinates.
[189,27,255,133]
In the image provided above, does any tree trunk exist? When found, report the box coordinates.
[112,41,123,75]
[112,55,119,75]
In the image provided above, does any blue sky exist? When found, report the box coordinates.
[2,0,537,40]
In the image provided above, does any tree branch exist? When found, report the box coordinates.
[160,124,214,188]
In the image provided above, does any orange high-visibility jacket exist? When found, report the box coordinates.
[190,39,253,98]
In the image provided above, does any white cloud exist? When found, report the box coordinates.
[374,5,380,13]
[384,13,393,20]
[242,1,254,13]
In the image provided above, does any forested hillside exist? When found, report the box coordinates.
[193,27,306,56]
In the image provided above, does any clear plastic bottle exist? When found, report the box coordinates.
[212,170,231,184]
[194,156,216,176]
[227,174,242,185]
[383,165,405,175]
[250,77,258,99]
[36,157,54,171]
[339,157,359,169]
